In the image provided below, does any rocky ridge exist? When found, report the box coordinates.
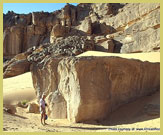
[3,3,160,60]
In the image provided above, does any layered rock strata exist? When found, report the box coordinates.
[3,3,160,59]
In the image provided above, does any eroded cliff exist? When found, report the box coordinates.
[3,3,160,60]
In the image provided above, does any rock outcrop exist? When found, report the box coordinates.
[3,105,17,114]
[3,3,160,59]
[3,53,30,78]
[27,103,39,113]
[3,47,34,78]
[31,56,160,122]
[92,3,160,53]
[3,35,94,78]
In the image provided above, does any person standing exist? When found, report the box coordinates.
[40,93,47,125]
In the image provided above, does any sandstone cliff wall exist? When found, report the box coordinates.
[3,3,160,59]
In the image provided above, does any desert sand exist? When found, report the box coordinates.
[3,52,160,132]
[3,72,36,105]
[77,51,160,63]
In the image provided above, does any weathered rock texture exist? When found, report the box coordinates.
[3,3,160,59]
[3,35,94,78]
[3,48,33,78]
[27,103,39,114]
[31,57,160,122]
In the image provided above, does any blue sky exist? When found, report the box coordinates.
[3,3,78,14]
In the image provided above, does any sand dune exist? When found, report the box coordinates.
[77,51,160,63]
[3,72,36,105]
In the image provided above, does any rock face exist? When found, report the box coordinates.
[3,52,30,78]
[3,35,94,78]
[3,3,160,59]
[3,47,34,78]
[31,56,160,122]
[46,91,67,119]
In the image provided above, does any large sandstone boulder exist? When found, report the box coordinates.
[27,103,39,113]
[3,56,30,79]
[3,59,30,78]
[3,48,34,78]
[31,56,160,122]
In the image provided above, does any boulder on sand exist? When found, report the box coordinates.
[27,103,39,114]
[3,105,17,114]
[31,56,160,122]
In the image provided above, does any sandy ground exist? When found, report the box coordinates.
[3,89,160,132]
[77,51,160,63]
[3,72,36,105]
[3,51,160,132]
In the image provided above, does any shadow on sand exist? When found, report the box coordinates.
[11,114,28,119]
[83,91,160,126]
